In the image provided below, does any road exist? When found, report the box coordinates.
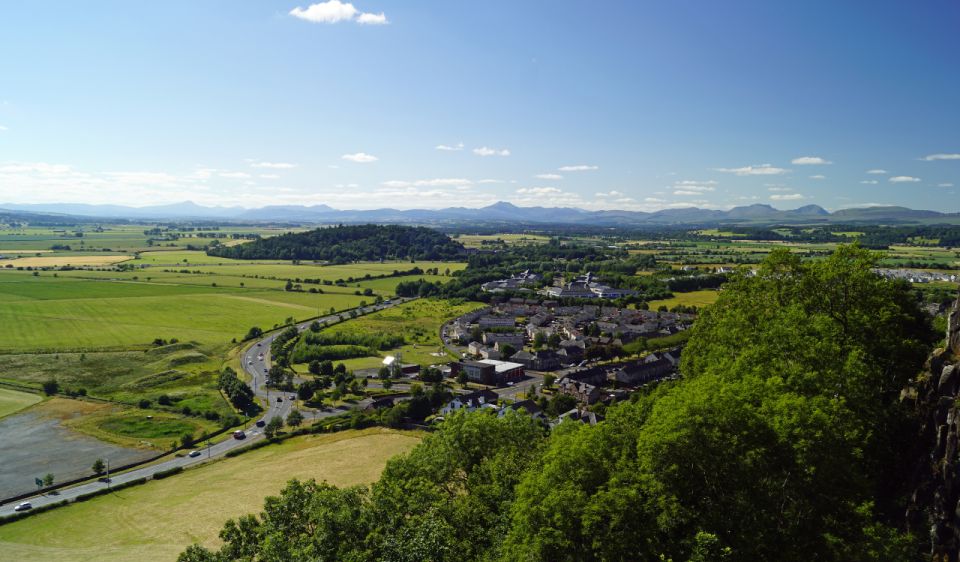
[0,298,412,517]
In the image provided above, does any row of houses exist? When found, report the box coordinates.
[554,348,683,404]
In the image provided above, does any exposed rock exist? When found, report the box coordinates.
[907,287,960,561]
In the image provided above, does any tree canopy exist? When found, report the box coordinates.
[207,224,464,262]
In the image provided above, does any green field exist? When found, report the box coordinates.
[0,428,421,562]
[0,387,42,419]
[293,299,483,370]
[648,289,721,309]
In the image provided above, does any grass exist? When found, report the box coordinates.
[31,398,220,450]
[648,289,721,309]
[0,428,421,562]
[0,387,42,419]
[295,299,483,369]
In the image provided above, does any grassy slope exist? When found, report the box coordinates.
[0,429,421,562]
[648,289,721,309]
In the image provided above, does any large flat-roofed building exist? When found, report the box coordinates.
[459,359,525,385]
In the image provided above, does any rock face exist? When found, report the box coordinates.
[908,288,960,561]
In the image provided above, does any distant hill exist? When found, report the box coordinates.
[206,224,465,262]
[3,201,959,226]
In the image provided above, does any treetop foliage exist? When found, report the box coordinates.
[207,224,464,262]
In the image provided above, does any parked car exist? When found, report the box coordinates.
[276,397,282,403]
[188,450,202,458]
[14,502,32,512]
[232,430,246,440]
[289,395,296,400]
[255,420,266,427]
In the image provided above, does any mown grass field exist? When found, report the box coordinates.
[0,428,422,562]
[0,387,42,419]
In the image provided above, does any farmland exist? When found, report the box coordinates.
[0,428,422,562]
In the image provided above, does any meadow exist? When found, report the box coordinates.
[293,299,484,371]
[0,428,422,562]
[648,289,721,309]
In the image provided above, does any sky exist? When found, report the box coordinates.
[0,0,958,212]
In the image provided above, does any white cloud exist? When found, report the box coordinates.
[341,152,378,163]
[477,179,506,184]
[259,174,280,179]
[356,11,388,24]
[535,173,563,180]
[866,169,888,174]
[791,156,832,165]
[558,164,598,172]
[0,125,7,131]
[644,197,667,203]
[767,186,792,192]
[921,153,960,161]
[671,180,715,194]
[595,190,623,197]
[251,161,297,169]
[714,164,788,176]
[938,183,954,188]
[473,146,510,157]
[809,174,826,180]
[860,180,879,185]
[289,1,357,23]
[770,193,805,201]
[381,178,472,188]
[219,172,252,179]
[435,142,463,151]
[889,175,921,183]
[517,186,561,195]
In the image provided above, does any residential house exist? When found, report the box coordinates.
[440,389,500,415]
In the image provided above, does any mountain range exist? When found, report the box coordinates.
[2,201,959,226]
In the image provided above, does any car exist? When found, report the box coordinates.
[264,368,268,373]
[276,397,282,403]
[232,430,246,440]
[256,342,261,346]
[188,450,202,458]
[255,420,266,427]
[507,382,515,386]
[14,502,32,512]
[248,360,253,365]
[289,395,296,400]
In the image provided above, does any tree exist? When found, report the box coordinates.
[41,377,59,396]
[308,360,321,375]
[499,344,516,358]
[180,432,195,448]
[543,374,556,388]
[244,326,263,341]
[264,416,284,439]
[533,331,546,349]
[287,410,304,427]
[92,458,105,475]
[547,333,562,349]
[382,378,393,390]
[456,371,469,387]
[43,473,54,487]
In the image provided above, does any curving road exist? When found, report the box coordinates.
[0,297,412,517]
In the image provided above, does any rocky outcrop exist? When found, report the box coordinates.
[907,288,960,561]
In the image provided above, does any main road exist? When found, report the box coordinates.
[0,297,412,517]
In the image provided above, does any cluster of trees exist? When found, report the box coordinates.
[289,327,405,364]
[217,367,256,414]
[181,246,937,561]
[207,224,465,262]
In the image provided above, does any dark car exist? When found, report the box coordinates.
[255,420,266,427]
[232,430,246,440]
[188,450,202,458]
[276,397,282,403]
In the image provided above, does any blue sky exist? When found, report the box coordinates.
[0,0,957,211]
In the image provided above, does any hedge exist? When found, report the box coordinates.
[152,466,183,480]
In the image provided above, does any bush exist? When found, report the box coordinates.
[152,466,184,480]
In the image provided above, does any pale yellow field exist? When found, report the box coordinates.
[3,255,132,267]
[0,428,422,562]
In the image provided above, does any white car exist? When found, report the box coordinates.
[14,502,32,512]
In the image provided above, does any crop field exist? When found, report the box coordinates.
[3,255,132,268]
[0,387,42,419]
[355,274,453,295]
[0,428,422,562]
[453,233,550,248]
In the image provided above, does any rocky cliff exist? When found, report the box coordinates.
[907,288,960,561]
